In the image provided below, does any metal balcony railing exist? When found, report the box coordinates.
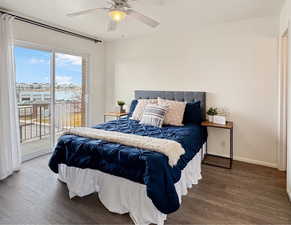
[18,101,82,143]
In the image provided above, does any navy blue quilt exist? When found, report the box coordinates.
[49,118,207,214]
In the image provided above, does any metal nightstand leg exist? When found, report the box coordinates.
[230,127,233,169]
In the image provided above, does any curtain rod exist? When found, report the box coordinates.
[0,10,102,43]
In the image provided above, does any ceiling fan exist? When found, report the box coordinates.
[67,0,160,32]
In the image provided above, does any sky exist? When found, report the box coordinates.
[14,46,82,86]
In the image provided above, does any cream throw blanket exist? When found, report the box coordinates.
[62,127,185,167]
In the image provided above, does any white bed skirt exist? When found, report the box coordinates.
[58,149,202,225]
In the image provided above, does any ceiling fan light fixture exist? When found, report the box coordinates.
[108,10,126,22]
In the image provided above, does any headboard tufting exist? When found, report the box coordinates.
[135,90,206,120]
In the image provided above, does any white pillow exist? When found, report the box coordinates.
[140,104,168,128]
[158,98,186,126]
[131,99,158,121]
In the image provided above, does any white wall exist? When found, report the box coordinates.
[105,16,279,168]
[280,0,291,199]
[13,20,105,125]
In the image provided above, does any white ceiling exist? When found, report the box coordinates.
[0,0,285,41]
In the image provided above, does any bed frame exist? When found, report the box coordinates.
[135,90,206,120]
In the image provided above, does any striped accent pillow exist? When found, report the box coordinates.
[131,99,158,121]
[140,104,169,128]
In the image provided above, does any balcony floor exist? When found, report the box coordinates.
[21,136,51,160]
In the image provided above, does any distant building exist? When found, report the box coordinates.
[18,92,51,104]
[16,82,50,91]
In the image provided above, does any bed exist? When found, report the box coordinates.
[49,90,207,225]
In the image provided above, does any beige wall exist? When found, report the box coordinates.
[105,16,279,168]
[13,20,105,125]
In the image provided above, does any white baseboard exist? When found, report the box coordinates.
[207,152,277,168]
[234,156,277,168]
[288,189,291,201]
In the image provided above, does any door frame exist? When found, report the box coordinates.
[278,29,288,171]
[14,40,90,159]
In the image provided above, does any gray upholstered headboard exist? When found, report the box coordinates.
[135,90,206,120]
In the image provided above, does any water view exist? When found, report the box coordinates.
[16,84,81,104]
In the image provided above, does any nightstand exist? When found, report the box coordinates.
[104,112,128,122]
[201,121,234,169]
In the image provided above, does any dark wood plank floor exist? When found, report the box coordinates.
[0,155,290,224]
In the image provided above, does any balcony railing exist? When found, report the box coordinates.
[18,101,82,143]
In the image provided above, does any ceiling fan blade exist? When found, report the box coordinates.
[67,8,108,17]
[108,20,118,32]
[126,9,159,28]
[129,0,165,6]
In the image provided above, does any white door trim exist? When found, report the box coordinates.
[50,51,56,150]
[278,29,288,171]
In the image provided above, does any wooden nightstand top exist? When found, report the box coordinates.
[201,121,233,129]
[104,112,128,117]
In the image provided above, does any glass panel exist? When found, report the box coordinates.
[54,53,84,142]
[15,46,52,161]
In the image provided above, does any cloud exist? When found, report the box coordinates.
[29,58,49,64]
[28,54,82,67]
[56,54,82,66]
[56,75,73,85]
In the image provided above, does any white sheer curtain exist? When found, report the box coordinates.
[0,14,21,180]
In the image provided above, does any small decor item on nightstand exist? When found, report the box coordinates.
[213,115,226,125]
[117,100,126,113]
[207,107,218,122]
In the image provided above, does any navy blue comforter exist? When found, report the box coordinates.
[49,118,206,214]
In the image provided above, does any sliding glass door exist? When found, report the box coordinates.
[14,45,87,161]
[54,52,86,141]
[15,46,53,161]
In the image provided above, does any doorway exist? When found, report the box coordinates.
[14,45,87,161]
